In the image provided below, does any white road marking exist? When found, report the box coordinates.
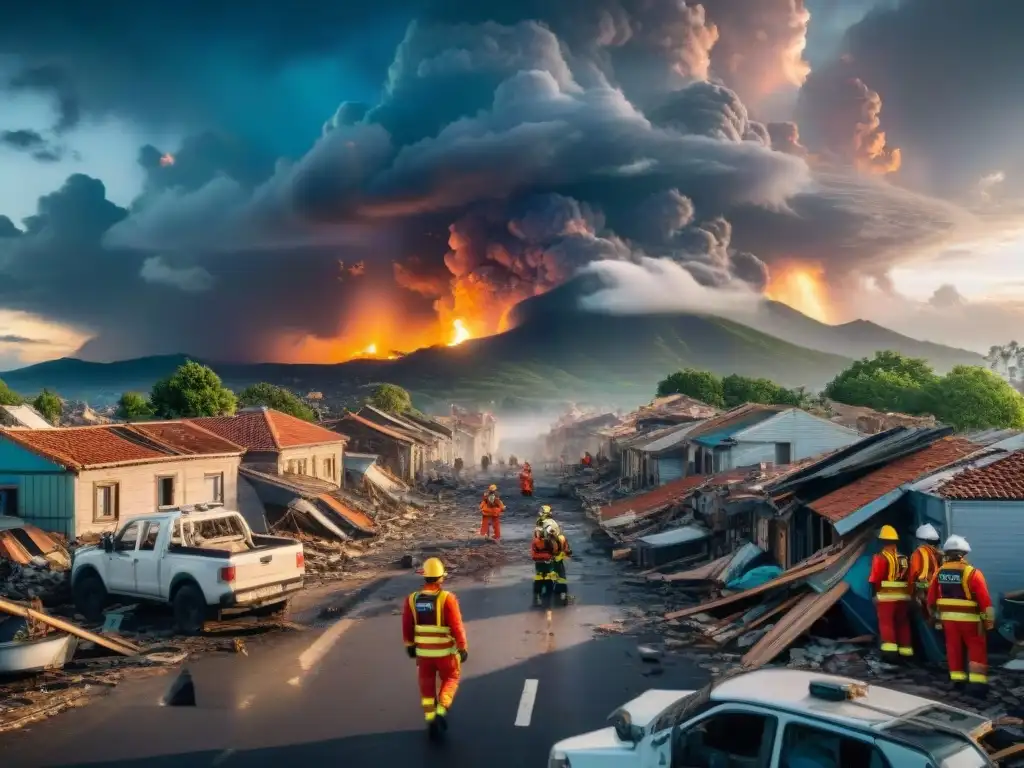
[298,618,355,672]
[514,679,539,727]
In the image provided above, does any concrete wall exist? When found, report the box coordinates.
[75,455,241,535]
[725,410,861,469]
[279,443,344,486]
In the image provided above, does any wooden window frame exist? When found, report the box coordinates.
[93,482,120,523]
[155,474,178,509]
[204,472,224,504]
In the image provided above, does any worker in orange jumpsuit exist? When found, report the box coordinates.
[868,525,913,662]
[402,557,468,735]
[519,464,534,496]
[479,484,505,540]
[927,535,995,697]
[531,523,555,607]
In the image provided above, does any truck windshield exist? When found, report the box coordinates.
[883,725,989,767]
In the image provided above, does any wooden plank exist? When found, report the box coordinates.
[638,551,707,577]
[712,593,806,646]
[660,553,732,583]
[611,548,632,561]
[989,743,1024,763]
[664,557,832,620]
[740,582,849,670]
[0,597,140,656]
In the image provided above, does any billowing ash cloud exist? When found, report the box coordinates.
[796,62,901,175]
[0,3,1003,361]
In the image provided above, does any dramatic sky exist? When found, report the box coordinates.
[1,0,1023,369]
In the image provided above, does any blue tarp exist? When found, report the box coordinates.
[727,565,783,591]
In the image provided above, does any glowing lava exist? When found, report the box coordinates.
[363,343,377,356]
[766,264,830,323]
[159,153,175,167]
[448,319,471,346]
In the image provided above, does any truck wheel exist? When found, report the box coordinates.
[172,584,207,635]
[72,573,108,623]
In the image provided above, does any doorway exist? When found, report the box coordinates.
[0,486,18,517]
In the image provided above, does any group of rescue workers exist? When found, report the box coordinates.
[870,523,996,698]
[403,476,575,737]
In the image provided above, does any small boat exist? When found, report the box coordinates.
[0,632,78,675]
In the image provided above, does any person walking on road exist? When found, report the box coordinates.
[479,484,505,540]
[868,525,913,662]
[519,463,534,496]
[531,523,556,607]
[402,557,468,735]
[545,519,573,606]
[927,535,995,697]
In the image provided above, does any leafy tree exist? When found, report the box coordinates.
[238,383,315,421]
[32,389,62,425]
[149,360,237,418]
[656,369,726,407]
[368,383,413,414]
[116,391,155,421]
[925,366,1024,431]
[0,378,22,406]
[722,374,802,408]
[824,351,939,413]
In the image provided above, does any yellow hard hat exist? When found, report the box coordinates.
[878,525,899,542]
[488,484,497,492]
[420,557,447,579]
[539,504,552,516]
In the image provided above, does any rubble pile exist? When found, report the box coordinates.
[0,561,69,605]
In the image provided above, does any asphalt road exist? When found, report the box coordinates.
[0,476,709,767]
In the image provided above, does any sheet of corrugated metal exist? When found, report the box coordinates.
[656,457,684,485]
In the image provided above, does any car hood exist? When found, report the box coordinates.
[613,689,697,729]
[552,726,632,756]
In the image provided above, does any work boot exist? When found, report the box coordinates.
[435,705,449,732]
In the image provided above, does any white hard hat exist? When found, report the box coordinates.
[915,524,940,542]
[942,534,971,553]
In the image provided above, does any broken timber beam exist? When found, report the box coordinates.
[0,596,140,656]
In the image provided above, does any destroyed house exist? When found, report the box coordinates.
[685,404,862,475]
[357,405,452,466]
[908,446,1024,613]
[762,427,976,569]
[189,407,346,486]
[0,422,244,536]
[548,412,620,460]
[330,412,422,483]
[619,420,708,489]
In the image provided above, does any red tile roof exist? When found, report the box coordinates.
[1,426,170,470]
[190,408,345,452]
[599,468,752,523]
[936,450,1024,500]
[120,421,244,455]
[317,493,375,533]
[809,437,977,522]
[337,413,416,444]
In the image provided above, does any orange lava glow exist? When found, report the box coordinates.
[448,319,471,346]
[766,263,831,323]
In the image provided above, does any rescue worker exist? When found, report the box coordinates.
[530,523,556,606]
[519,463,534,496]
[546,519,573,605]
[402,557,468,734]
[479,484,505,540]
[909,524,942,609]
[927,535,995,696]
[868,525,913,662]
[536,504,553,526]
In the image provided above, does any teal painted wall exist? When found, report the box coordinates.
[0,438,76,537]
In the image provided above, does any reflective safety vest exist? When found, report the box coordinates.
[531,537,553,562]
[409,590,457,657]
[877,550,911,601]
[553,534,572,563]
[913,545,940,591]
[935,561,982,622]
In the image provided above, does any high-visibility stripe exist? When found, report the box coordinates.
[881,580,909,588]
[416,647,457,658]
[880,642,898,652]
[411,589,456,657]
[939,611,981,622]
[936,597,978,608]
[968,673,988,683]
[898,647,914,657]
[950,671,967,681]
[877,593,911,602]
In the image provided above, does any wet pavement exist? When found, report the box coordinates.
[0,476,709,767]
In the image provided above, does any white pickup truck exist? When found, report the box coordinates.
[70,506,305,633]
[550,669,1000,768]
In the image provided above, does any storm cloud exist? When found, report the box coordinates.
[0,1,1018,362]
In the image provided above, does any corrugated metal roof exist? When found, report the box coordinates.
[637,525,710,547]
[343,452,378,474]
[637,420,707,453]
